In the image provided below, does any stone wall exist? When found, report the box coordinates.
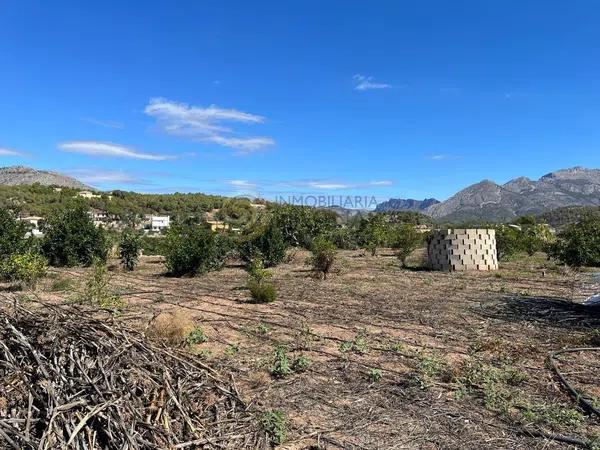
[428,229,498,271]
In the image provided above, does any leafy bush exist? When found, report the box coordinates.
[41,204,108,267]
[391,223,423,267]
[0,252,47,289]
[119,228,142,271]
[238,223,288,268]
[0,208,30,258]
[164,223,228,276]
[327,226,359,250]
[549,216,600,267]
[248,279,277,303]
[307,236,337,279]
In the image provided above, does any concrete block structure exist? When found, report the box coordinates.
[428,229,498,271]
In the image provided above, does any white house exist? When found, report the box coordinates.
[76,190,102,199]
[147,215,170,232]
[19,215,45,237]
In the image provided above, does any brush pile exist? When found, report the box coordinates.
[0,304,267,449]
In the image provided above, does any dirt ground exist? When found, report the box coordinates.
[3,250,600,449]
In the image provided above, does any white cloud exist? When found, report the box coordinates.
[307,182,352,190]
[67,169,148,185]
[0,147,27,157]
[58,141,172,161]
[227,179,257,189]
[353,74,391,91]
[83,118,124,129]
[144,98,274,153]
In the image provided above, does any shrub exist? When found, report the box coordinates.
[77,261,125,310]
[549,216,600,267]
[0,208,30,258]
[0,252,47,289]
[238,223,287,268]
[246,259,278,303]
[164,223,227,276]
[327,226,359,250]
[119,228,142,271]
[261,410,287,446]
[391,223,423,267]
[368,368,383,382]
[248,279,277,303]
[307,236,337,279]
[41,204,108,267]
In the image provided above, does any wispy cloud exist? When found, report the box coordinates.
[0,147,28,157]
[83,118,124,129]
[427,154,461,161]
[58,141,173,161]
[353,74,391,91]
[226,179,257,189]
[281,179,395,191]
[67,169,150,185]
[144,98,275,154]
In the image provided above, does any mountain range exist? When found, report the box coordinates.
[0,166,92,190]
[1,165,599,222]
[377,167,600,222]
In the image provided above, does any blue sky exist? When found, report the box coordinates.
[1,1,600,206]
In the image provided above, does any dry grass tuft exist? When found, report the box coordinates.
[147,310,195,346]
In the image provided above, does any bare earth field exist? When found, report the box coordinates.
[3,250,600,449]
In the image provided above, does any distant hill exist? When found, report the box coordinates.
[0,166,92,190]
[374,198,439,212]
[425,167,600,222]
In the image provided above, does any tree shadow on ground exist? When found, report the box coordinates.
[473,295,600,330]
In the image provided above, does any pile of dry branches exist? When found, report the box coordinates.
[0,304,267,449]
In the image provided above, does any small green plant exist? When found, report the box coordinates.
[368,368,383,382]
[225,344,239,357]
[255,322,271,335]
[291,354,311,372]
[186,326,207,345]
[306,236,337,279]
[270,345,292,378]
[339,331,369,354]
[261,410,287,446]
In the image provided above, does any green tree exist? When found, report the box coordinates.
[270,205,337,248]
[548,216,600,267]
[358,214,389,256]
[238,222,288,267]
[119,228,143,271]
[164,223,227,276]
[41,203,108,267]
[391,224,423,267]
[0,208,30,258]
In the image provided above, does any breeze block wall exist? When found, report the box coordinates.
[428,229,498,271]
